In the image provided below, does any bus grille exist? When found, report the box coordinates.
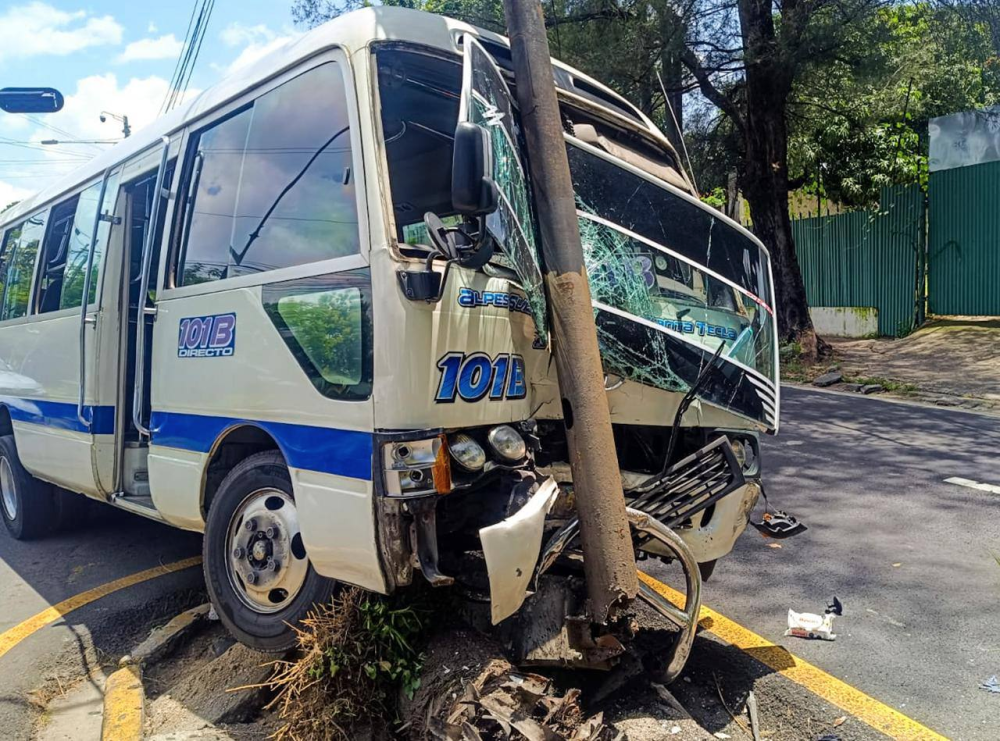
[627,436,746,529]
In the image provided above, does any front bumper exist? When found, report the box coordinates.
[641,480,760,563]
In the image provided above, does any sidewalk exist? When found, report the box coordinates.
[793,317,1000,413]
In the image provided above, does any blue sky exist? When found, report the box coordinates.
[0,1,304,206]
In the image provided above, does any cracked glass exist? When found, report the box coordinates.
[461,37,548,344]
[569,138,778,428]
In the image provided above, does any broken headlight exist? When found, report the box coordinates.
[449,433,487,472]
[728,436,759,476]
[487,425,526,462]
[383,437,451,496]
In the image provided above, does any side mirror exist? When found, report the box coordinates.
[452,121,498,216]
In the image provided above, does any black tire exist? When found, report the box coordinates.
[51,487,93,533]
[203,450,337,653]
[0,434,55,540]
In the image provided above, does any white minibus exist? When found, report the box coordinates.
[0,8,778,668]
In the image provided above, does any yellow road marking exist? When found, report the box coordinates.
[0,556,202,661]
[101,664,144,741]
[638,571,948,741]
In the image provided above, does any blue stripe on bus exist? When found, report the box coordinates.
[149,411,374,482]
[0,397,116,434]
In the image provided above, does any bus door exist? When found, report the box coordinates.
[110,146,175,512]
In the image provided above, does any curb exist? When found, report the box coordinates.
[101,604,212,741]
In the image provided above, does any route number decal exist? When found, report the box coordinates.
[435,352,527,403]
[178,313,236,358]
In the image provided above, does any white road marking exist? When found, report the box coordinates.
[944,477,1000,495]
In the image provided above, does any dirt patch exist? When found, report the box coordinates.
[823,317,1000,412]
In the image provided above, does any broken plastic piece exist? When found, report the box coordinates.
[752,509,807,539]
[785,597,843,641]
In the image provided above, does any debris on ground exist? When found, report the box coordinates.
[745,690,761,741]
[812,371,843,388]
[979,675,1000,693]
[785,598,843,641]
[751,510,807,539]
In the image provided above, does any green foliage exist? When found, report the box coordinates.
[312,594,425,702]
[700,186,726,211]
[786,3,1000,207]
[267,588,429,740]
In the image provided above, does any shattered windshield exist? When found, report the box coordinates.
[568,136,778,428]
[460,38,548,344]
[375,43,778,428]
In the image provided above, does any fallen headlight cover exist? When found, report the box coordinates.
[487,425,527,462]
[449,433,487,471]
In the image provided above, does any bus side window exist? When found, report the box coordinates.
[176,61,359,287]
[1,212,46,322]
[35,196,79,314]
[0,225,16,310]
[59,172,122,311]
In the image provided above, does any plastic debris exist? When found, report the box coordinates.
[785,597,844,641]
[753,509,808,539]
[980,675,1000,693]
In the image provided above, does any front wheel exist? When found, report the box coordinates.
[0,434,55,540]
[203,450,336,653]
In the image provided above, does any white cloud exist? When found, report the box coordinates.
[0,181,34,210]
[44,73,196,143]
[147,21,158,34]
[0,73,203,204]
[117,34,183,63]
[0,2,123,63]
[220,22,274,48]
[216,23,299,78]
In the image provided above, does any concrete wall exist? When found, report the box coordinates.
[810,307,879,338]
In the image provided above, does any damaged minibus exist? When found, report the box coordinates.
[0,7,778,673]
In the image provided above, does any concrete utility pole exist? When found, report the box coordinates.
[502,0,638,623]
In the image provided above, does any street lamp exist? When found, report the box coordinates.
[100,111,131,138]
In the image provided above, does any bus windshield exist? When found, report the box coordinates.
[376,41,778,430]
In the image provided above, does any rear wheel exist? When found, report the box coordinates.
[203,450,336,653]
[0,434,55,540]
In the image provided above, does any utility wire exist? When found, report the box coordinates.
[19,115,103,154]
[161,0,215,114]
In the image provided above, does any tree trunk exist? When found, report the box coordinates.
[738,0,823,360]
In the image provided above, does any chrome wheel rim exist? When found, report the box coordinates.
[0,457,16,521]
[226,488,309,614]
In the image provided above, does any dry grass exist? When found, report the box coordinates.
[265,588,426,741]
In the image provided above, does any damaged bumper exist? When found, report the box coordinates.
[479,476,560,624]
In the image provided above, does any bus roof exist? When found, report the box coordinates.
[0,6,680,229]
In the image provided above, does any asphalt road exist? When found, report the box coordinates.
[0,508,202,740]
[1,387,998,740]
[650,386,1000,740]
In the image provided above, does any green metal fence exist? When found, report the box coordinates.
[791,183,925,337]
[928,160,1000,316]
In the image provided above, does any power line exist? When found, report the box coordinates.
[0,137,91,158]
[19,115,103,154]
[161,0,215,114]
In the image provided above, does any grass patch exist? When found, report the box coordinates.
[266,588,428,740]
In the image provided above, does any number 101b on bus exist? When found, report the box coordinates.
[177,313,237,358]
[435,352,527,403]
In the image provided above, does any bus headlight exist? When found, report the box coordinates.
[382,437,451,495]
[729,437,758,475]
[487,425,526,462]
[729,438,747,469]
[449,434,486,472]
